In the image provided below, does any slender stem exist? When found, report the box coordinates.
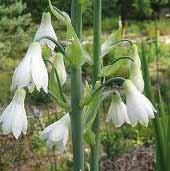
[90,0,101,170]
[70,1,84,171]
[111,56,134,64]
[110,39,133,46]
[71,0,82,39]
[37,36,66,56]
[82,77,125,107]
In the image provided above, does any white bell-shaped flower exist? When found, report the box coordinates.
[123,79,156,127]
[11,42,48,93]
[0,88,27,139]
[106,91,130,127]
[53,53,66,85]
[41,113,70,153]
[34,12,57,51]
[130,44,144,92]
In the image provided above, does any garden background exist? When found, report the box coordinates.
[0,0,170,170]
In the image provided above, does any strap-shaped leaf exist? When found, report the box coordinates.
[49,67,70,110]
[82,82,101,144]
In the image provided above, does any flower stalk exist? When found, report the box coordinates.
[70,0,84,171]
[90,0,101,170]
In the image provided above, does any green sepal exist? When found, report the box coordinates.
[66,38,84,68]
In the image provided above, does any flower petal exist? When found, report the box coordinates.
[34,12,57,51]
[11,52,32,91]
[31,42,48,93]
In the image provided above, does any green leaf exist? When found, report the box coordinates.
[49,67,70,109]
[83,82,101,145]
[99,63,123,77]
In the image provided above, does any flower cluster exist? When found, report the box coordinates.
[106,79,156,127]
[106,46,156,127]
[0,7,157,155]
[0,12,68,152]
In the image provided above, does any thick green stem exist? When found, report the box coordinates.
[70,0,84,171]
[71,0,82,39]
[90,0,101,170]
[71,68,84,171]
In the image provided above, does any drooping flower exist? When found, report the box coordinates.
[41,113,70,153]
[52,53,66,85]
[106,91,130,127]
[34,12,57,51]
[130,44,144,92]
[11,42,48,93]
[0,88,27,139]
[123,79,156,127]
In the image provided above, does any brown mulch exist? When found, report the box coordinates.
[101,147,155,171]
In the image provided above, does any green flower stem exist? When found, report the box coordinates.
[90,0,101,170]
[37,36,66,56]
[81,77,125,108]
[109,39,133,46]
[70,0,84,171]
[111,56,134,64]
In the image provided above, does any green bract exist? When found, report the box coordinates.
[83,81,101,145]
[48,66,70,110]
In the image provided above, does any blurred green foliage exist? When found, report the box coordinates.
[0,0,35,60]
[100,124,154,157]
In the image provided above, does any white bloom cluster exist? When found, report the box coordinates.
[106,80,156,127]
[106,44,156,127]
[0,12,67,143]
